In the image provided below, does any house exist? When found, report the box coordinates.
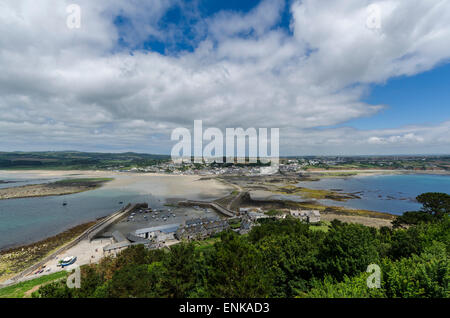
[245,211,269,221]
[290,209,321,223]
[175,218,229,241]
[134,224,180,242]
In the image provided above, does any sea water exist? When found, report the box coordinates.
[297,174,450,215]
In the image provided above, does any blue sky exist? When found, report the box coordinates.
[351,62,450,130]
[1,0,450,155]
[113,0,450,139]
[116,0,293,54]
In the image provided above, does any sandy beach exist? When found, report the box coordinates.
[0,170,235,284]
[0,178,112,200]
[0,170,234,200]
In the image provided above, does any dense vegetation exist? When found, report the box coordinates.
[0,151,169,170]
[34,193,449,298]
[392,193,449,228]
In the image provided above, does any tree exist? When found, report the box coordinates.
[382,242,449,298]
[302,273,385,298]
[206,231,274,297]
[256,232,323,297]
[416,192,450,217]
[108,264,154,298]
[34,281,73,298]
[392,211,435,229]
[389,216,450,260]
[318,223,380,280]
[162,243,198,298]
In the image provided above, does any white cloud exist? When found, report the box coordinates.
[0,0,449,154]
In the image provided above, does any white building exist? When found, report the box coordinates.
[134,224,180,242]
[290,210,321,223]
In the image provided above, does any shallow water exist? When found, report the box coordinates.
[296,174,450,214]
[0,172,231,250]
[0,176,59,189]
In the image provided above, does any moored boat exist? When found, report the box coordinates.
[59,256,77,268]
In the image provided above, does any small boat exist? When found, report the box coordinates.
[59,256,77,268]
[119,201,123,204]
[62,201,68,206]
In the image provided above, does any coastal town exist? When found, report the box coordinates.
[107,155,450,176]
[1,154,449,289]
[1,181,325,287]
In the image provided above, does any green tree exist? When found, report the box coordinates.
[392,211,436,228]
[416,192,450,217]
[389,216,450,259]
[318,223,379,280]
[382,242,449,298]
[206,231,274,297]
[162,243,198,298]
[34,281,73,298]
[303,273,385,298]
[108,264,154,298]
[256,232,323,297]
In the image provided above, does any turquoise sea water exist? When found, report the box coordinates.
[297,174,450,214]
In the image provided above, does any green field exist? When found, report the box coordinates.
[0,271,68,298]
[309,221,331,233]
[0,151,169,170]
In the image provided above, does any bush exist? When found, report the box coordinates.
[382,242,449,298]
[318,223,380,280]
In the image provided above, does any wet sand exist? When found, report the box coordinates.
[0,170,233,200]
[0,170,234,284]
[0,180,110,200]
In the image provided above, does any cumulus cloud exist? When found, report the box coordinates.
[0,0,449,154]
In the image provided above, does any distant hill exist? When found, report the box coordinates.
[0,151,170,170]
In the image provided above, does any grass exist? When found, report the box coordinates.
[0,271,68,298]
[309,221,331,233]
[292,202,394,220]
[193,237,221,252]
[275,185,358,201]
[229,221,241,229]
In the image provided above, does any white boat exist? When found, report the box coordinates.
[59,256,77,268]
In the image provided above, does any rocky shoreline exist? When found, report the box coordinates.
[0,220,100,283]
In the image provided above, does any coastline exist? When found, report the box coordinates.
[302,169,450,177]
[1,169,445,285]
[0,175,114,201]
[0,220,99,283]
[0,184,100,201]
[1,168,449,177]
